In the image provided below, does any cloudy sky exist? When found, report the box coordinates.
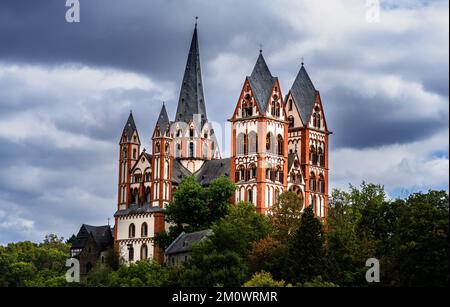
[0,0,448,244]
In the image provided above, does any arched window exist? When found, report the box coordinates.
[175,143,181,158]
[129,224,136,238]
[189,127,194,138]
[309,173,316,192]
[316,113,321,128]
[288,116,294,128]
[243,133,248,155]
[140,244,148,260]
[155,142,160,154]
[313,113,317,128]
[309,145,317,164]
[317,147,324,166]
[277,135,283,156]
[131,188,139,205]
[276,103,281,117]
[141,222,148,237]
[189,142,194,158]
[122,147,127,159]
[165,142,170,154]
[250,164,257,179]
[176,129,182,137]
[288,99,293,111]
[203,142,208,158]
[318,175,325,193]
[266,133,272,152]
[271,101,276,116]
[145,187,151,203]
[248,189,253,203]
[237,133,245,155]
[128,245,134,262]
[239,165,245,181]
[248,131,257,154]
[133,148,137,159]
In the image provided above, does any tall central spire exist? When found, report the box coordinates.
[175,24,207,125]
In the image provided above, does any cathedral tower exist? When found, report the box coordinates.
[285,62,330,218]
[117,112,141,212]
[229,52,288,213]
[173,24,220,173]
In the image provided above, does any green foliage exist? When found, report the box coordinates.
[269,191,303,242]
[325,184,449,287]
[300,276,339,287]
[286,206,325,284]
[210,201,272,256]
[243,271,288,287]
[180,248,248,287]
[155,176,235,250]
[106,260,170,287]
[179,202,272,287]
[0,235,71,287]
[247,236,288,281]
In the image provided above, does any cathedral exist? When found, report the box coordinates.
[113,24,330,263]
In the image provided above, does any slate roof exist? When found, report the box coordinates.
[288,64,317,124]
[156,103,170,132]
[247,53,277,112]
[143,152,153,162]
[175,25,208,126]
[114,203,163,217]
[195,158,230,185]
[165,229,212,255]
[122,112,138,141]
[71,224,113,251]
[172,158,193,184]
[288,152,296,170]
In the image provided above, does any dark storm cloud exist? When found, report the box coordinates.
[0,0,293,81]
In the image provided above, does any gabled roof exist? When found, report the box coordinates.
[155,103,170,133]
[194,158,230,186]
[71,224,113,252]
[165,229,212,255]
[247,53,277,112]
[175,25,208,126]
[172,158,193,184]
[288,64,317,124]
[121,112,138,142]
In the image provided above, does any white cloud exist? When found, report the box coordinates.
[331,128,449,194]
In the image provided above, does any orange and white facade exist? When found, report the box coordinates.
[113,25,330,264]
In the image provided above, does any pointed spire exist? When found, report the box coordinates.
[289,63,317,124]
[175,23,207,125]
[156,102,170,132]
[122,112,137,141]
[248,52,277,112]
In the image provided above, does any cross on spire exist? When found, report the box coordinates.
[301,56,304,66]
[259,43,263,54]
[195,16,198,27]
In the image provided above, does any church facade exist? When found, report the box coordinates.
[113,24,330,263]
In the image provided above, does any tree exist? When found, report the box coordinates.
[268,191,303,243]
[247,236,287,280]
[155,176,235,250]
[206,175,235,222]
[164,176,209,230]
[287,206,325,284]
[209,201,272,256]
[179,202,272,287]
[180,248,248,287]
[243,271,288,287]
[389,191,449,286]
